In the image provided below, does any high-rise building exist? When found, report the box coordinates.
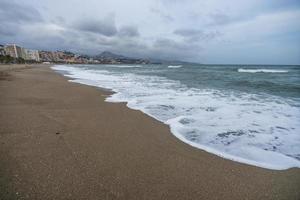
[0,45,5,56]
[23,49,40,61]
[4,44,22,58]
[21,48,27,59]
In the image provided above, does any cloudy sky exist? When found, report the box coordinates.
[0,0,299,64]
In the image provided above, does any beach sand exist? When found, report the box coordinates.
[0,64,299,200]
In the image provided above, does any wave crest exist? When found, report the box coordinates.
[168,65,182,69]
[238,68,288,73]
[52,64,300,170]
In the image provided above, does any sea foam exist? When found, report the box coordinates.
[52,65,300,170]
[104,65,142,68]
[238,68,289,73]
[168,65,182,68]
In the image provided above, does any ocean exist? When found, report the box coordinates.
[52,64,300,170]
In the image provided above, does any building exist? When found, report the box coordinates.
[3,45,39,61]
[4,44,22,58]
[23,49,40,61]
[39,51,58,62]
[0,45,5,56]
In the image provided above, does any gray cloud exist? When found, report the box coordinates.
[150,8,174,22]
[0,23,19,36]
[0,0,43,24]
[0,0,299,64]
[0,0,43,44]
[174,29,222,42]
[207,10,261,27]
[209,12,233,26]
[150,38,201,61]
[118,26,140,37]
[174,29,203,37]
[51,16,66,25]
[73,15,117,37]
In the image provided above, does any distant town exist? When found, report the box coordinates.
[0,44,150,64]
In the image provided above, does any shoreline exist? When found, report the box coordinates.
[1,64,299,199]
[52,64,300,170]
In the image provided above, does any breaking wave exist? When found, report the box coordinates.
[52,65,300,170]
[238,68,289,73]
[168,65,182,69]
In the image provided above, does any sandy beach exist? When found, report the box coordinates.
[0,64,299,200]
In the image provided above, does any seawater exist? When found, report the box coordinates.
[52,64,300,170]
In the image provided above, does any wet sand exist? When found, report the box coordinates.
[0,64,299,200]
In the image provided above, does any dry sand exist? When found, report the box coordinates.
[0,64,299,200]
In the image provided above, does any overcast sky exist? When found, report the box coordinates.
[0,0,299,64]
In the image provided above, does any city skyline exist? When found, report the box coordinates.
[0,43,151,64]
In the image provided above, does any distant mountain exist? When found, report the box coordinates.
[93,51,149,64]
[93,51,200,65]
[94,51,126,60]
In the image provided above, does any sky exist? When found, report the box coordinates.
[0,0,299,64]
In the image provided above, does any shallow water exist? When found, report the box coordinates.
[52,64,300,170]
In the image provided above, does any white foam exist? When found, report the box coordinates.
[106,65,142,68]
[52,65,300,170]
[238,68,289,73]
[168,65,182,68]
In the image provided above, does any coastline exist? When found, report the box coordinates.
[0,64,299,199]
